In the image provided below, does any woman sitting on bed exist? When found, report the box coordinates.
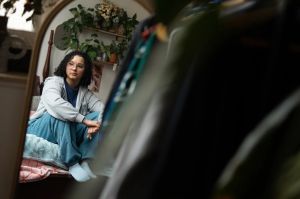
[27,50,104,182]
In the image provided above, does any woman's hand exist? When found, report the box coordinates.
[87,126,100,140]
[83,119,100,140]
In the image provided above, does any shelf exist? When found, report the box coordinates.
[95,60,117,66]
[85,27,126,39]
[94,60,119,71]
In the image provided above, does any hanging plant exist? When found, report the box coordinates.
[78,33,101,61]
[94,0,138,34]
[61,2,139,63]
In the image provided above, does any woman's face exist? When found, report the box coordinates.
[66,55,85,83]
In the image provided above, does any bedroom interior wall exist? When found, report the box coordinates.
[36,0,150,103]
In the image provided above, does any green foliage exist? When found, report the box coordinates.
[115,39,128,59]
[62,3,138,62]
[124,13,138,36]
[99,41,110,59]
[62,4,97,59]
[78,33,101,61]
[68,4,95,27]
[95,0,138,34]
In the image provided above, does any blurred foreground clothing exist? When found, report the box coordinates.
[213,87,300,199]
[67,0,300,198]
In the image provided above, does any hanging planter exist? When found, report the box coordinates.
[62,2,138,64]
[109,52,117,63]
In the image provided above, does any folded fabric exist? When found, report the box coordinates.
[23,134,67,170]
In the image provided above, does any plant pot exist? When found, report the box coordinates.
[117,24,125,35]
[109,53,117,63]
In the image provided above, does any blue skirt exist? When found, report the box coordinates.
[27,112,100,167]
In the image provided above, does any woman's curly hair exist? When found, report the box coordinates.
[54,50,93,87]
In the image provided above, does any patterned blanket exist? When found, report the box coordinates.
[19,159,69,183]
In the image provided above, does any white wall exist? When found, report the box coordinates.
[37,0,150,103]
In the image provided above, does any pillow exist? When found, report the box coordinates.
[23,134,67,170]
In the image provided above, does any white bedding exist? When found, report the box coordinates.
[23,134,67,170]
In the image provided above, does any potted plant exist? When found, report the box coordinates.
[99,41,110,62]
[123,13,138,37]
[116,39,128,59]
[62,4,96,50]
[61,2,138,65]
[78,33,101,61]
[108,41,118,63]
[61,4,102,61]
[67,4,95,28]
[94,0,116,31]
[94,0,138,35]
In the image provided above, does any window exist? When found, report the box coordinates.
[0,0,34,32]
